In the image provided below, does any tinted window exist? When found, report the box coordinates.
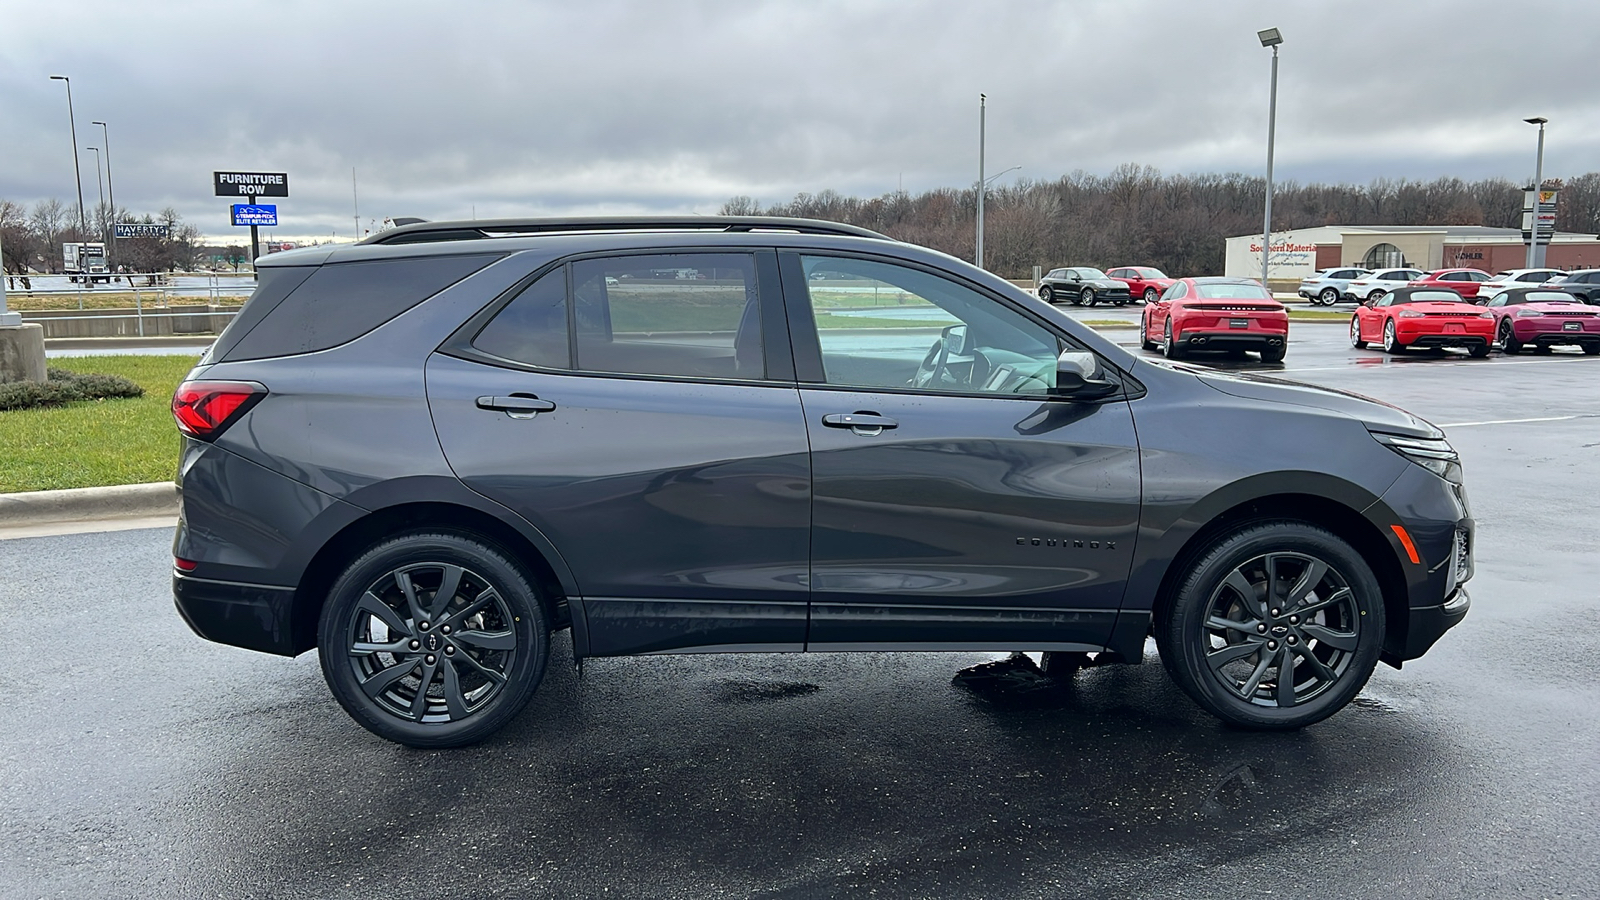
[472,268,569,368]
[1437,272,1464,281]
[1517,272,1549,282]
[1405,290,1464,304]
[205,265,315,363]
[801,255,1062,396]
[225,254,498,361]
[570,253,763,380]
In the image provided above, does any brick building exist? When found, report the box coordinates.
[1224,225,1600,280]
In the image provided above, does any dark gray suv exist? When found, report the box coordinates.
[171,216,1472,747]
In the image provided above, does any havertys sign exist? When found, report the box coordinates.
[213,171,289,197]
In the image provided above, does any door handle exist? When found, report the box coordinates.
[822,412,898,435]
[476,394,557,419]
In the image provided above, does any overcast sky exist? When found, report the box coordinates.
[4,0,1598,243]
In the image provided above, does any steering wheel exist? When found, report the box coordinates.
[911,338,949,389]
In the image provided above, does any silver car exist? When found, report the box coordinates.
[1298,268,1371,306]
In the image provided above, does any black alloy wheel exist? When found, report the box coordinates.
[1163,319,1184,359]
[1320,287,1340,305]
[318,531,549,747]
[1039,285,1054,303]
[1349,316,1367,349]
[1082,287,1097,306]
[1382,319,1405,354]
[1156,521,1384,729]
[1498,319,1521,354]
[1144,288,1159,304]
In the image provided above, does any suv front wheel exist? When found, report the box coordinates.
[317,531,550,748]
[1156,521,1385,730]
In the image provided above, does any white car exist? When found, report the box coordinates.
[1298,267,1370,306]
[1477,269,1565,301]
[1343,268,1425,303]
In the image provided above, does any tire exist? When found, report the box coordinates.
[317,531,550,748]
[1319,287,1340,306]
[1155,520,1385,730]
[1468,342,1491,359]
[1382,319,1405,354]
[1260,345,1286,363]
[1163,319,1184,360]
[1143,288,1158,304]
[1369,289,1387,304]
[1534,344,1553,355]
[1349,316,1367,349]
[1140,313,1157,351]
[1039,285,1054,303]
[1499,320,1521,354]
[1584,344,1600,356]
[1082,287,1097,306]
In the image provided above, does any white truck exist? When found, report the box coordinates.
[63,242,111,284]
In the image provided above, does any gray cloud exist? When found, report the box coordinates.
[3,0,1597,242]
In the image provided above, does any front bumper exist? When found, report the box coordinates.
[1399,586,1470,660]
[174,572,299,656]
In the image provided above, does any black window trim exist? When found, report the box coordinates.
[776,248,1137,404]
[437,246,798,388]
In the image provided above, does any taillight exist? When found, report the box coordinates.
[172,380,267,439]
[174,557,198,572]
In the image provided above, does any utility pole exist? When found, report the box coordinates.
[976,93,986,269]
[1524,117,1548,269]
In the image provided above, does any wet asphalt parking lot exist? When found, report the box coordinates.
[4,317,1598,899]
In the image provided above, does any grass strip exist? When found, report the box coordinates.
[0,355,197,492]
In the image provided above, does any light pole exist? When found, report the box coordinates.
[1257,28,1283,287]
[976,93,986,268]
[1524,116,1548,268]
[48,75,89,240]
[92,121,118,271]
[87,147,107,242]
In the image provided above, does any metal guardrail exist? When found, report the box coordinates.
[8,272,252,337]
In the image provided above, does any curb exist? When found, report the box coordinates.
[0,482,178,527]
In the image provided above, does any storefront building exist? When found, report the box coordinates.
[1224,225,1600,281]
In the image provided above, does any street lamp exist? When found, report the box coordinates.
[1524,116,1548,268]
[91,121,118,270]
[976,93,986,268]
[86,147,107,241]
[48,75,89,240]
[1257,27,1283,287]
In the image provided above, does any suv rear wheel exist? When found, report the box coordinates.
[317,531,549,747]
[1156,521,1384,730]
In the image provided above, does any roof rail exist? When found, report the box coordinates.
[362,215,893,246]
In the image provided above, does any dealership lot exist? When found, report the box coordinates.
[3,323,1597,899]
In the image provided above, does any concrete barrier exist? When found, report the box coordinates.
[23,305,240,339]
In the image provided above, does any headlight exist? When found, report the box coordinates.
[1371,431,1461,480]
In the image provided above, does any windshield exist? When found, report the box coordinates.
[1134,267,1167,278]
[1072,268,1108,279]
[1194,283,1273,299]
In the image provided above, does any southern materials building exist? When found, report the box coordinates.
[1224,225,1600,281]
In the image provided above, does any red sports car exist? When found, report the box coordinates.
[1141,277,1288,362]
[1107,266,1175,305]
[1410,268,1492,299]
[1480,287,1600,355]
[1350,286,1494,357]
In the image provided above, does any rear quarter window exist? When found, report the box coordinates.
[222,254,499,361]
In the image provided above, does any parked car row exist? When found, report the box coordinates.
[1298,266,1600,306]
[1348,285,1600,356]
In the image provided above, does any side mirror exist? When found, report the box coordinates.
[1071,273,1082,282]
[940,324,969,356]
[1054,350,1119,400]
